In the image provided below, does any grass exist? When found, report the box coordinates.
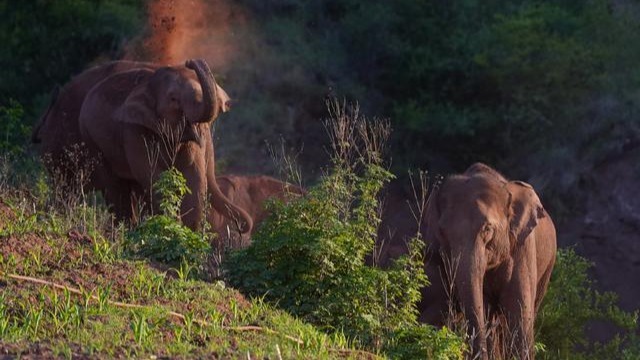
[0,190,378,359]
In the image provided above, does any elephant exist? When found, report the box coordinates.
[209,175,305,247]
[419,163,557,360]
[69,59,251,232]
[32,61,161,187]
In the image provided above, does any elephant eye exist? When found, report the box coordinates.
[481,224,495,242]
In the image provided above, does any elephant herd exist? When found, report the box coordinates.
[32,59,557,359]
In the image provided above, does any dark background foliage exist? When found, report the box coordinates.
[5,0,638,182]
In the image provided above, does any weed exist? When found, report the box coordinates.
[126,168,211,272]
[537,248,639,359]
[96,284,111,312]
[130,312,149,347]
[179,261,197,281]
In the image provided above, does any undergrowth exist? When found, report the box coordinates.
[537,248,639,360]
[0,102,637,359]
[0,156,374,359]
[225,101,466,358]
[125,167,212,275]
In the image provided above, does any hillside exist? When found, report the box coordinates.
[0,198,375,359]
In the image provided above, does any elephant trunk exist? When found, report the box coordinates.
[202,130,253,235]
[208,176,254,235]
[454,246,488,360]
[185,59,218,124]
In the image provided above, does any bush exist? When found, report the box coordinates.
[0,1,142,118]
[537,248,639,360]
[225,102,464,356]
[385,324,466,360]
[126,168,211,270]
[0,100,28,156]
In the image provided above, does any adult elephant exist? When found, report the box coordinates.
[76,59,252,232]
[420,163,556,360]
[32,61,159,186]
[209,175,304,247]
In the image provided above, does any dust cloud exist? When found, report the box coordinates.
[125,0,246,71]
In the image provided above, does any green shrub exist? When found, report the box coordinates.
[225,102,463,356]
[385,324,466,360]
[0,100,28,156]
[537,248,639,360]
[0,1,142,117]
[126,168,211,270]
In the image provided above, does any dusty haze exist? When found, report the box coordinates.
[125,0,246,71]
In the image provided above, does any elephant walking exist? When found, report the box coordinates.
[420,163,557,360]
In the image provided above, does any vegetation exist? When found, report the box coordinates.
[0,171,375,359]
[4,1,639,181]
[537,249,639,360]
[0,0,142,119]
[126,168,212,272]
[225,102,465,358]
[1,0,639,359]
[219,0,640,182]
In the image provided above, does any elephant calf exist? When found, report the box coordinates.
[420,163,557,360]
[208,175,305,247]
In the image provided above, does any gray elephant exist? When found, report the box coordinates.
[420,163,557,360]
[34,59,252,233]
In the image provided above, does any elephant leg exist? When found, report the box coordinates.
[500,256,537,359]
[96,167,134,222]
[123,130,166,217]
[534,261,554,314]
[175,143,206,230]
[419,256,449,326]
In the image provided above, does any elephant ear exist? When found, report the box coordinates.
[216,84,232,113]
[507,181,546,246]
[117,83,160,135]
[422,184,443,255]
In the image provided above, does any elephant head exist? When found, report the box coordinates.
[117,59,228,146]
[422,163,547,359]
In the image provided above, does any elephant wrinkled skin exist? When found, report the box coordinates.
[33,60,250,233]
[420,163,557,360]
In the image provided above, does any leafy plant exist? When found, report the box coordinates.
[385,324,466,360]
[225,101,461,356]
[126,168,210,270]
[154,167,191,218]
[537,248,639,360]
[0,99,28,156]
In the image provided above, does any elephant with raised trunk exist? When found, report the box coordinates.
[34,59,251,233]
[420,163,556,360]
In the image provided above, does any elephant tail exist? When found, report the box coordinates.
[31,85,60,144]
[209,176,254,235]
